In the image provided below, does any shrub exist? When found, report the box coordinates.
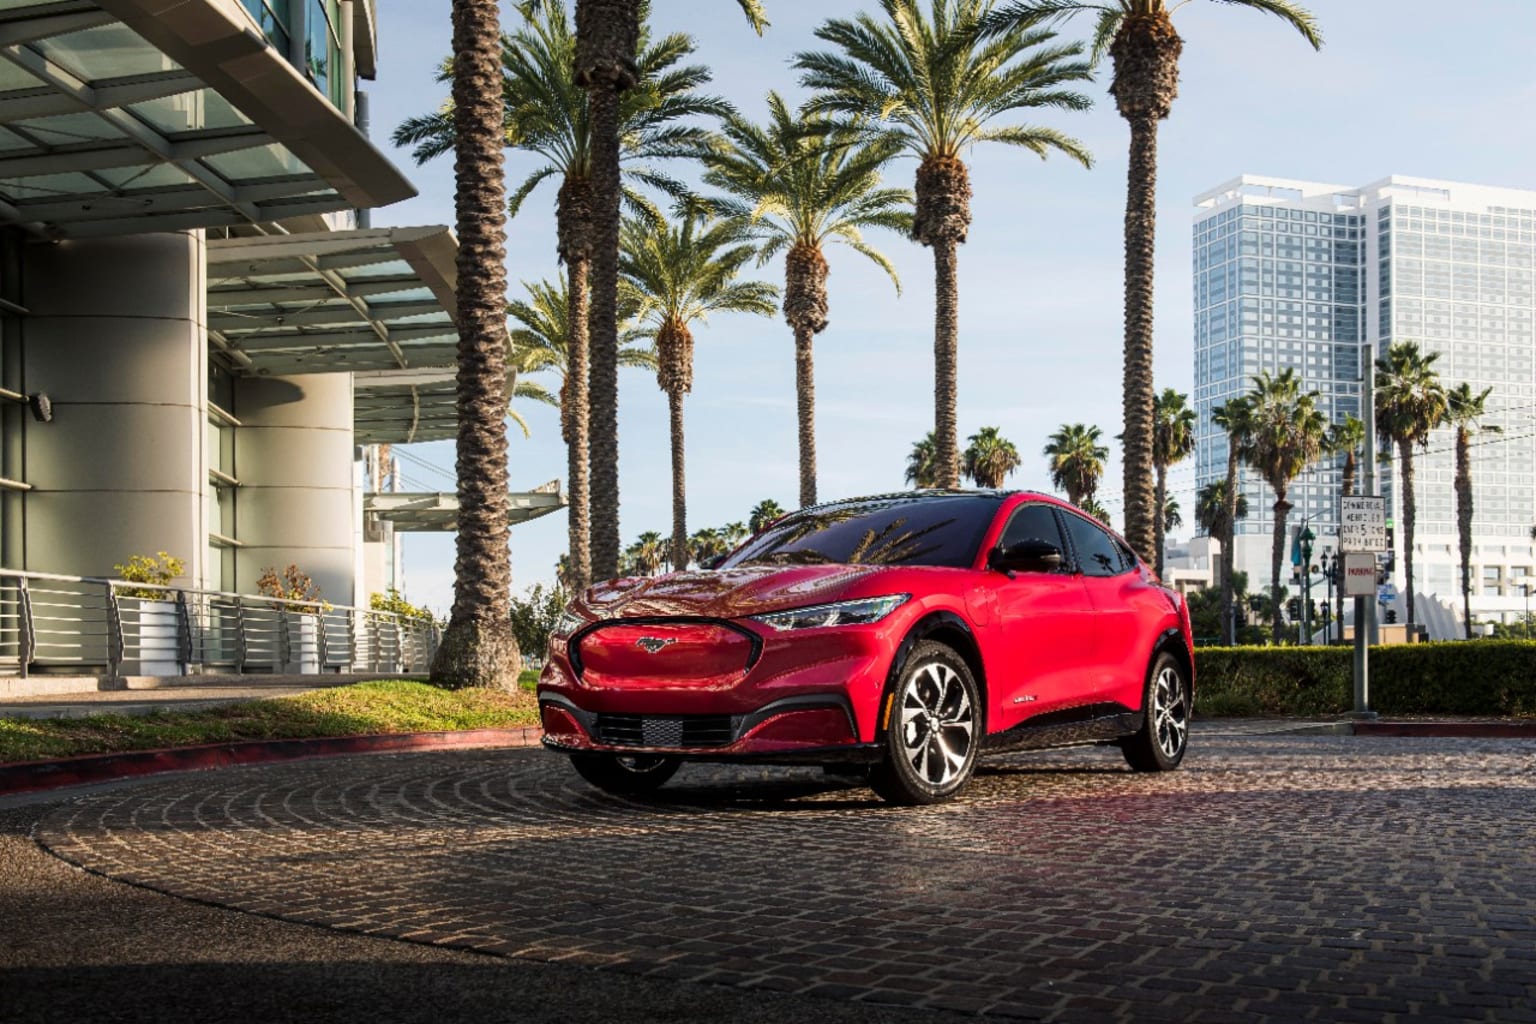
[112,551,185,601]
[370,588,439,624]
[257,564,323,605]
[1195,641,1536,717]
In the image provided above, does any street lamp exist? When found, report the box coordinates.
[1298,524,1316,645]
[1318,546,1335,644]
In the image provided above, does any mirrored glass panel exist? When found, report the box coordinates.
[129,89,253,135]
[34,24,179,82]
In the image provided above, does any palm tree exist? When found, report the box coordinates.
[432,0,519,689]
[705,95,912,508]
[1079,495,1113,526]
[395,3,728,591]
[1211,396,1254,645]
[796,0,1093,488]
[1375,340,1449,632]
[1044,423,1108,508]
[1328,413,1366,498]
[634,530,668,575]
[1194,480,1247,541]
[749,499,786,532]
[574,0,768,581]
[506,274,656,446]
[963,426,1022,488]
[621,209,778,571]
[1151,387,1195,577]
[1243,369,1330,643]
[689,527,730,565]
[982,0,1321,564]
[904,431,953,489]
[721,521,750,550]
[1162,495,1181,533]
[1446,383,1500,639]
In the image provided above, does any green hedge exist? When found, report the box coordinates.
[1194,641,1536,718]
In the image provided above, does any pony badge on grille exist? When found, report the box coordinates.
[636,637,676,653]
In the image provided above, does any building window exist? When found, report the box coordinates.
[306,0,345,109]
[241,0,291,53]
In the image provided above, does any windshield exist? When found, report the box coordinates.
[719,496,1003,570]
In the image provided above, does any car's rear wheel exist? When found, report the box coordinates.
[1121,651,1190,772]
[569,752,681,795]
[870,641,980,805]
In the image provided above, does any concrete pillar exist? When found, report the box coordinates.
[233,373,357,606]
[18,232,208,586]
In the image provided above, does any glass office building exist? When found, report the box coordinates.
[1193,175,1536,627]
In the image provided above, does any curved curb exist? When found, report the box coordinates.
[1351,721,1536,739]
[0,728,544,796]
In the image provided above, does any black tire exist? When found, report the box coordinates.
[569,753,681,795]
[869,641,981,805]
[1121,651,1191,772]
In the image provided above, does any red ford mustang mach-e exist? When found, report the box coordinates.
[539,491,1195,804]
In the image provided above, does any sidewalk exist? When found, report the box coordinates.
[0,674,421,720]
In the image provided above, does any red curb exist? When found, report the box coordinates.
[1352,721,1536,739]
[0,728,545,796]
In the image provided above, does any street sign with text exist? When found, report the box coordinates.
[1341,551,1377,597]
[1339,496,1387,552]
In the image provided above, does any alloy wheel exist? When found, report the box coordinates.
[1152,664,1189,760]
[898,661,975,787]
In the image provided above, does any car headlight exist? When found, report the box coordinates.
[552,609,586,638]
[749,594,910,632]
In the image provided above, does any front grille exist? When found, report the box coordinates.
[593,713,736,749]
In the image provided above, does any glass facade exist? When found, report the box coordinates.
[238,0,347,110]
[1193,199,1364,541]
[1194,177,1536,614]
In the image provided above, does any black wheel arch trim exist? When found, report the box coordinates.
[878,610,986,737]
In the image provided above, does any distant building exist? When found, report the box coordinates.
[1192,175,1536,629]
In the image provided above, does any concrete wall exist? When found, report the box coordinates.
[233,373,357,606]
[16,232,208,586]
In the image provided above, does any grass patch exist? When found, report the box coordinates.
[0,680,540,765]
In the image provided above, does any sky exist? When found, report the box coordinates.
[364,0,1536,616]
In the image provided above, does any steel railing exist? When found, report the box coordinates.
[0,570,440,678]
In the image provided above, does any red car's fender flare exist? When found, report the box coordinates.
[1146,626,1196,708]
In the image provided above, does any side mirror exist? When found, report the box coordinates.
[698,554,727,570]
[990,539,1064,575]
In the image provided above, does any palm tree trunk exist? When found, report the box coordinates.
[668,387,688,571]
[784,243,828,508]
[794,325,817,509]
[1119,112,1159,565]
[1456,427,1472,639]
[1341,452,1356,499]
[575,0,639,583]
[586,85,622,582]
[1153,463,1168,578]
[565,256,591,593]
[1220,441,1239,645]
[1270,493,1290,644]
[1399,440,1417,630]
[933,238,960,489]
[432,0,520,690]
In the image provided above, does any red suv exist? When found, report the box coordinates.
[539,491,1195,804]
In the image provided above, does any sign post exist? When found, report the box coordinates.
[1339,495,1385,718]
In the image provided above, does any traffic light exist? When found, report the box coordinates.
[1320,600,1331,622]
[1385,609,1398,624]
[1287,597,1301,620]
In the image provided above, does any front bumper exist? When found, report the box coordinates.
[537,614,902,760]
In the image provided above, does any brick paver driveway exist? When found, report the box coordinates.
[35,726,1536,1021]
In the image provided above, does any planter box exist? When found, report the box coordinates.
[137,599,182,677]
[285,612,320,674]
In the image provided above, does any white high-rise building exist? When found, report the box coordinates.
[1192,175,1536,630]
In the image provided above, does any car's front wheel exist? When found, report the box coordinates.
[870,641,980,805]
[1121,651,1191,772]
[569,753,681,795]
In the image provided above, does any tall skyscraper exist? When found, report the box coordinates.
[1192,175,1536,628]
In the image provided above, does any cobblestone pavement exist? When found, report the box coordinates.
[31,730,1536,1022]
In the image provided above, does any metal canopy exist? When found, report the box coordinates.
[365,485,567,533]
[207,226,465,379]
[0,0,414,238]
[354,367,460,445]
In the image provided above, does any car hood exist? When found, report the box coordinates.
[581,564,884,621]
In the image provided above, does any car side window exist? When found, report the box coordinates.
[1115,539,1140,574]
[1060,512,1126,578]
[999,503,1067,568]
